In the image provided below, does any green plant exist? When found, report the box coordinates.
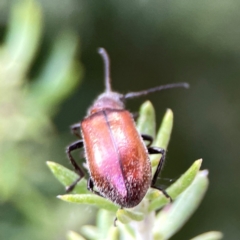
[48,101,223,240]
[1,1,223,239]
[0,0,82,239]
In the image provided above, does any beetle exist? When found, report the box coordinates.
[66,48,189,208]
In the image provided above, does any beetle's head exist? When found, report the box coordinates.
[88,91,124,115]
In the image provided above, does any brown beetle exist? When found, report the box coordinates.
[66,48,188,208]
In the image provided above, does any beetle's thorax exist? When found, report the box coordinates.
[88,91,125,114]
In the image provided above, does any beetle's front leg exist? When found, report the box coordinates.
[66,140,85,192]
[141,134,153,147]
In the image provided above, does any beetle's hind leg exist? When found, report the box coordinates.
[66,140,85,192]
[87,178,105,197]
[148,146,172,202]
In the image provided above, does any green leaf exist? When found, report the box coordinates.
[148,159,202,211]
[46,161,88,194]
[147,192,170,213]
[58,194,119,212]
[153,170,209,240]
[4,0,42,78]
[151,109,173,167]
[28,31,82,114]
[95,210,120,240]
[81,226,99,240]
[81,224,119,240]
[67,231,86,240]
[190,231,223,240]
[117,224,135,240]
[116,209,144,224]
[105,227,119,240]
[154,108,173,149]
[137,100,156,138]
[0,145,21,201]
[96,209,116,239]
[167,159,202,199]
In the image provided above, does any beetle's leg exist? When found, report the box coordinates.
[148,147,172,202]
[141,134,153,147]
[87,178,104,197]
[66,140,85,192]
[70,124,85,159]
[70,123,81,138]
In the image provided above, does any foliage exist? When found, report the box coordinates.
[0,0,224,239]
[0,0,82,239]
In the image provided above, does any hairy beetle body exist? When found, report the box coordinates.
[82,109,151,207]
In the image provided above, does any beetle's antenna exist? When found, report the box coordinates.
[124,82,189,99]
[98,48,112,93]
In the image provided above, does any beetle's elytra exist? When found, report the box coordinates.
[82,109,151,207]
[66,48,189,208]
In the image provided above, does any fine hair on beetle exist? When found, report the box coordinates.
[66,48,189,209]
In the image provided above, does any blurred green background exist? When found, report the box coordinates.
[0,0,239,239]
